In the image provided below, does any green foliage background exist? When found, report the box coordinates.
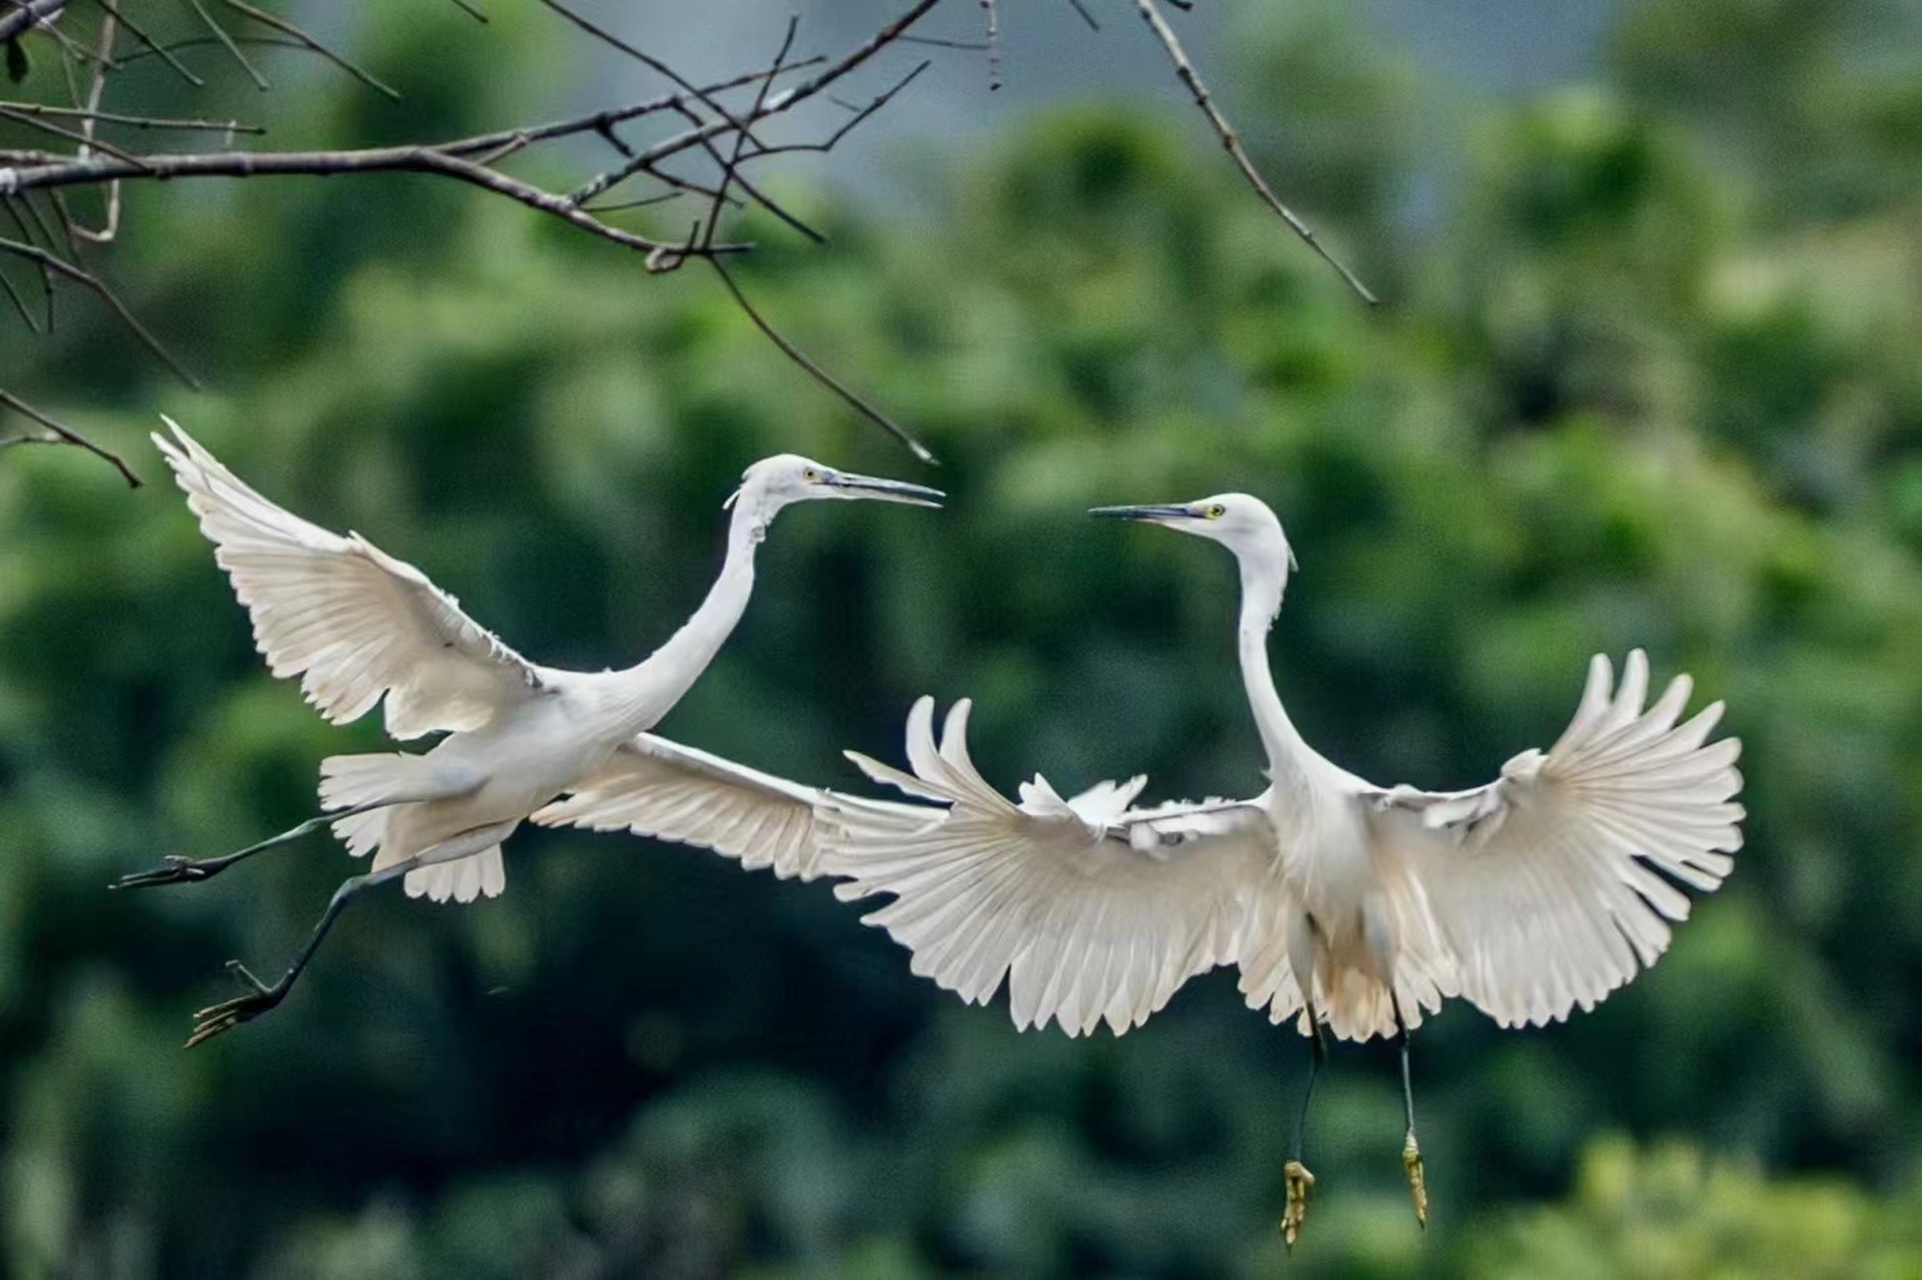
[3,1,1921,1275]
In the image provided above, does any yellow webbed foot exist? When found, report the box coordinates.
[1402,1129,1428,1230]
[1281,1159,1315,1250]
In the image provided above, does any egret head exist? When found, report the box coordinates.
[729,454,944,525]
[1089,493,1296,571]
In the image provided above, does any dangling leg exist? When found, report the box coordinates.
[184,819,517,1047]
[1282,1005,1327,1250]
[114,799,396,890]
[1392,991,1427,1229]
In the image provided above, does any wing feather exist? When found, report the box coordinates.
[823,697,1276,1037]
[1374,650,1744,1029]
[156,419,542,738]
[530,733,915,881]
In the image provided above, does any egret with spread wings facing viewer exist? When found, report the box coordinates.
[823,492,1744,1246]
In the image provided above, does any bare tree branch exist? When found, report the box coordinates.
[709,259,937,466]
[742,61,928,165]
[982,0,1001,91]
[0,386,140,485]
[569,0,946,206]
[0,104,150,167]
[0,0,68,46]
[0,147,747,259]
[0,2,956,476]
[0,259,38,327]
[701,15,797,251]
[1132,0,1378,305]
[1,196,54,325]
[184,0,268,91]
[0,233,197,382]
[89,0,204,86]
[0,100,262,132]
[221,0,397,101]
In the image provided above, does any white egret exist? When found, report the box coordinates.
[123,420,941,1047]
[821,493,1744,1245]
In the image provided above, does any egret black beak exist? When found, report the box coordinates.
[1088,503,1196,523]
[826,472,945,508]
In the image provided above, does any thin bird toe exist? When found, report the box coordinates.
[184,991,279,1048]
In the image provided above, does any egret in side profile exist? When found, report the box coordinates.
[123,420,941,1047]
[822,493,1743,1246]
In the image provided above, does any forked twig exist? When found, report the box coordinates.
[0,386,140,485]
[0,234,198,384]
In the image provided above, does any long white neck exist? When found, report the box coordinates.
[603,499,764,738]
[1234,542,1315,796]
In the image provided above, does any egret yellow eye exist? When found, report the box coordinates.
[1207,504,1227,519]
[803,467,821,482]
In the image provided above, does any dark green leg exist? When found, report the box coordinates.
[184,862,403,1047]
[182,818,514,1047]
[1392,992,1427,1229]
[1282,1006,1326,1249]
[115,799,393,890]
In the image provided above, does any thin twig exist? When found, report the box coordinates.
[0,385,139,485]
[981,0,1000,90]
[1132,0,1377,305]
[0,196,54,326]
[537,0,776,162]
[670,102,817,243]
[64,6,121,241]
[0,100,262,132]
[222,0,399,101]
[110,32,308,66]
[446,0,486,20]
[570,0,945,206]
[392,61,821,168]
[1065,0,1100,33]
[0,104,152,168]
[185,0,269,91]
[708,258,936,466]
[0,234,197,384]
[743,61,928,163]
[897,34,988,51]
[89,0,204,85]
[701,15,795,251]
[0,261,38,328]
[583,189,684,214]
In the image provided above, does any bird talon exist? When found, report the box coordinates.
[1403,1131,1428,1229]
[185,994,277,1046]
[1281,1159,1315,1250]
[185,969,285,1047]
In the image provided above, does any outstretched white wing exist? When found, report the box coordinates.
[1371,650,1744,1029]
[531,733,923,881]
[823,697,1277,1037]
[157,419,545,738]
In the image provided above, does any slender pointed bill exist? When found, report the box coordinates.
[1087,503,1197,523]
[826,473,945,507]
